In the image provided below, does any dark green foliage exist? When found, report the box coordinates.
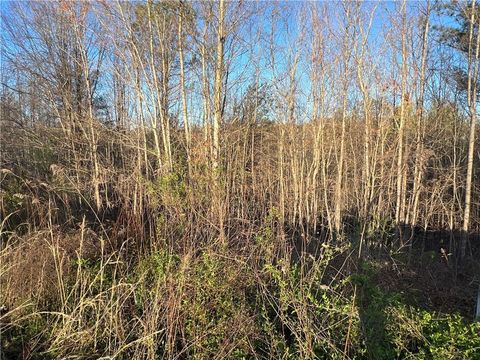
[355,261,480,360]
[435,1,480,96]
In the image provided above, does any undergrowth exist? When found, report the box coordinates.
[2,227,479,359]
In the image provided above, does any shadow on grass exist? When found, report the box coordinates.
[354,262,398,360]
[353,256,480,360]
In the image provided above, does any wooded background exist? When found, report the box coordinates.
[1,0,479,358]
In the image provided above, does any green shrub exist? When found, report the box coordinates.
[387,305,480,359]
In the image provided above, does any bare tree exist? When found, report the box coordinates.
[462,0,480,257]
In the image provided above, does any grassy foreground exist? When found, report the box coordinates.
[1,220,479,359]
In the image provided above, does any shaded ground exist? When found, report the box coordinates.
[355,237,480,359]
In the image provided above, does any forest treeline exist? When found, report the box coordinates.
[1,0,479,359]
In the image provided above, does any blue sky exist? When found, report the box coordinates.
[1,0,474,126]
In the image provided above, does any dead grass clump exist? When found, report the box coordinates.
[1,227,100,310]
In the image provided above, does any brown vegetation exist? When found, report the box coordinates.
[1,0,479,359]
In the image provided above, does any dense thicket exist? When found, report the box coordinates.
[1,1,479,359]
